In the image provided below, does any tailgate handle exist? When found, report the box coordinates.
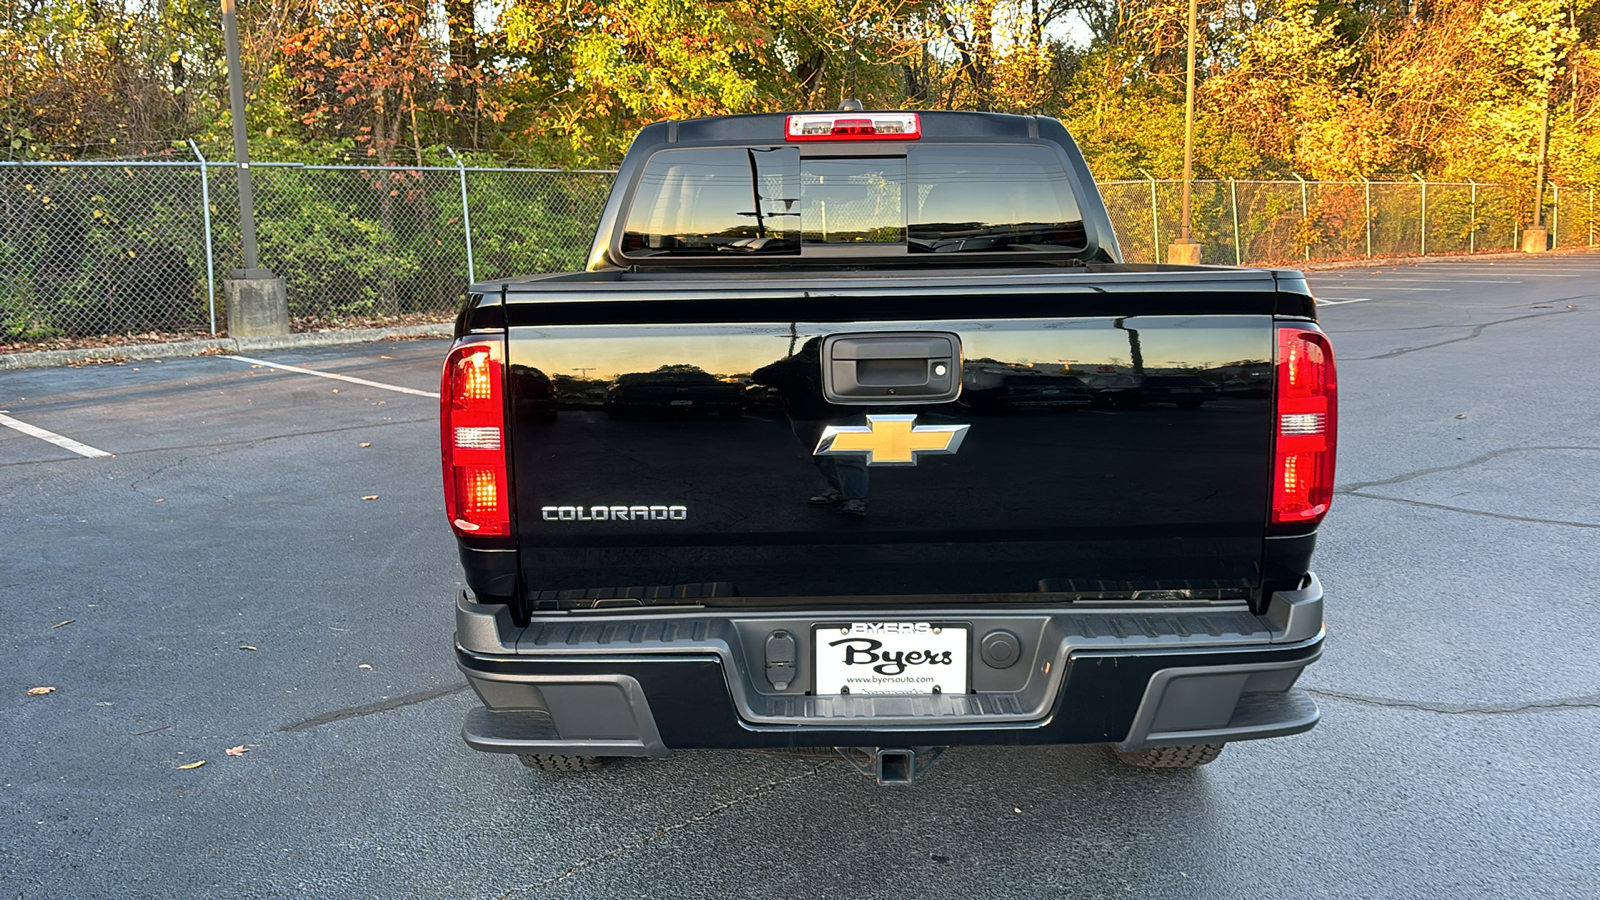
[822,332,961,405]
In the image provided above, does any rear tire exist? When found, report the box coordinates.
[517,753,607,772]
[1111,743,1225,768]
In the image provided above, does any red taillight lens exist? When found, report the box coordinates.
[1272,326,1338,526]
[441,339,509,537]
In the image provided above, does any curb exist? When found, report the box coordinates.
[4,248,1596,371]
[0,322,454,371]
[1294,247,1597,271]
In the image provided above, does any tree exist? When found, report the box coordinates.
[282,0,444,163]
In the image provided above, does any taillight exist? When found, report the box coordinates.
[1272,326,1337,527]
[441,338,510,537]
[785,112,921,141]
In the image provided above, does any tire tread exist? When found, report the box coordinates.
[1112,743,1225,768]
[517,753,607,772]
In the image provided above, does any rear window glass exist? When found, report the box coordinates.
[621,144,1084,257]
[907,145,1084,253]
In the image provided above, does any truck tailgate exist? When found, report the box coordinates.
[505,291,1276,603]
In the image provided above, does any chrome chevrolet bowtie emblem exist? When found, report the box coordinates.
[813,415,969,467]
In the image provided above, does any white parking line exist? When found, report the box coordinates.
[1353,287,1451,291]
[1421,271,1585,277]
[1317,298,1373,305]
[223,355,439,399]
[0,411,112,458]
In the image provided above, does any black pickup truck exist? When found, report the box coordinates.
[442,108,1335,783]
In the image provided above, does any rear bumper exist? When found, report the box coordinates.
[456,576,1325,758]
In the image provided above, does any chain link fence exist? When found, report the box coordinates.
[0,158,614,341]
[1,161,216,339]
[3,159,1595,342]
[1101,177,1594,265]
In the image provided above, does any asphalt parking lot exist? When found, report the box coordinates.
[4,253,1598,899]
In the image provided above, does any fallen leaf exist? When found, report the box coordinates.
[225,745,248,757]
[359,442,371,448]
[27,686,56,696]
[238,645,258,651]
[357,664,373,670]
[1013,807,1022,814]
[1454,414,1466,419]
[154,498,165,503]
[331,389,339,393]
[176,760,206,770]
[361,495,379,501]
[380,355,393,359]
[51,619,75,629]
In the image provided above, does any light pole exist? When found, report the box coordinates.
[1168,0,1202,265]
[220,0,289,334]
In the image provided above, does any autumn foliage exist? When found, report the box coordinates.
[3,1,1598,186]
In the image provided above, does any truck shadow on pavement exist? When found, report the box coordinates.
[487,744,1222,899]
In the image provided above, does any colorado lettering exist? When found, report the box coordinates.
[828,637,955,676]
[541,505,688,522]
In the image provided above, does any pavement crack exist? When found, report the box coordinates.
[1343,309,1575,360]
[1337,446,1600,492]
[495,762,830,899]
[1311,688,1600,716]
[127,453,203,493]
[1340,491,1600,529]
[278,684,469,732]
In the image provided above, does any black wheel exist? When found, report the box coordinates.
[517,753,608,772]
[1111,743,1225,768]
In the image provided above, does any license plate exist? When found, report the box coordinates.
[669,399,694,406]
[813,623,968,695]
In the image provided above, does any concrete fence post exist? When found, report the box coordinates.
[188,140,218,336]
[447,148,477,284]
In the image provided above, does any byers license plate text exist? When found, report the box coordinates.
[814,623,969,695]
